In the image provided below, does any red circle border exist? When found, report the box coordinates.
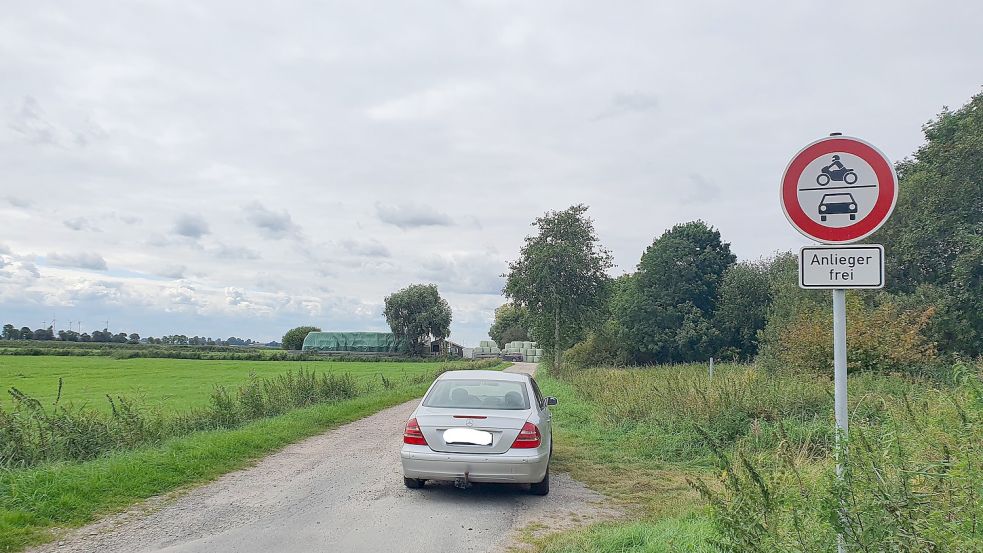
[781,137,897,244]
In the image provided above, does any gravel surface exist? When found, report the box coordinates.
[31,363,616,553]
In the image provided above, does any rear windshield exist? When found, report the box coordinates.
[424,379,530,410]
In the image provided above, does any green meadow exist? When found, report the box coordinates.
[0,356,446,413]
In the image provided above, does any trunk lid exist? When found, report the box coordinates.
[415,406,530,454]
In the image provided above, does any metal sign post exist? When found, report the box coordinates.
[781,133,898,553]
[832,289,848,553]
[832,289,848,466]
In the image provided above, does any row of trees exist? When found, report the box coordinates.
[1,324,138,344]
[497,92,983,369]
[1,323,272,347]
[144,335,263,346]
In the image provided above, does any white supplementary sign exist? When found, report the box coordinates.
[799,245,884,289]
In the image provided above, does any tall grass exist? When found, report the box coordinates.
[546,359,983,551]
[690,360,983,552]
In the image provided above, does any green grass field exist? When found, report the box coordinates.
[0,357,445,412]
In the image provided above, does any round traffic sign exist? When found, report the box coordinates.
[780,135,897,244]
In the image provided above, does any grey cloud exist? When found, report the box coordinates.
[21,262,40,278]
[7,96,106,148]
[46,252,109,271]
[174,214,210,239]
[340,239,391,258]
[418,253,504,295]
[6,197,33,209]
[156,265,186,279]
[212,244,261,260]
[225,288,250,306]
[62,280,124,303]
[166,283,199,306]
[244,203,299,239]
[0,243,9,255]
[63,217,100,232]
[7,96,58,145]
[595,91,659,119]
[376,202,454,229]
[680,174,721,205]
[108,212,142,225]
[612,92,659,112]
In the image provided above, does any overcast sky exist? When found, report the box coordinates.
[1,1,981,345]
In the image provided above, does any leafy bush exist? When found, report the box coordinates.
[564,320,630,371]
[760,294,938,377]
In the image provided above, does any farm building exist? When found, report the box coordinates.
[302,332,403,353]
[429,339,464,358]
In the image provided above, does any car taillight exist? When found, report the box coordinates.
[403,418,428,446]
[510,422,541,449]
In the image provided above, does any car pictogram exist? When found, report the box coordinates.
[818,193,858,222]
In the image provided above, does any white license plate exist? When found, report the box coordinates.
[443,427,492,446]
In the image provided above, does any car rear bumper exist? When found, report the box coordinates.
[400,445,549,483]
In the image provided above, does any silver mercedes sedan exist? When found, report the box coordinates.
[400,370,556,495]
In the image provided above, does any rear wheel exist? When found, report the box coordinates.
[529,468,550,496]
[404,477,425,489]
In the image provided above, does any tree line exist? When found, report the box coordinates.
[1,325,138,344]
[1,323,274,347]
[496,92,983,372]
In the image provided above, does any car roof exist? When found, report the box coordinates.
[820,193,856,201]
[437,370,528,382]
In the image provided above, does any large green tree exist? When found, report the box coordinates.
[504,204,613,369]
[713,261,772,360]
[616,221,735,363]
[878,93,983,355]
[384,283,452,356]
[488,303,530,348]
[281,326,321,350]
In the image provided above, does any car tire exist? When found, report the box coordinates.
[821,215,827,221]
[850,214,856,220]
[404,477,425,489]
[529,468,550,496]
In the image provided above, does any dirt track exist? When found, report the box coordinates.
[32,363,615,553]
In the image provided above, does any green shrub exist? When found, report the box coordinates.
[760,294,938,377]
[564,320,629,371]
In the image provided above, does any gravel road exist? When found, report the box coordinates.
[33,363,614,553]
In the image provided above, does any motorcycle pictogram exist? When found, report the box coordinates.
[816,155,858,186]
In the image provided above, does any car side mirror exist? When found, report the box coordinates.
[546,397,558,406]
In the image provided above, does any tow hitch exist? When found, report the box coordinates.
[454,472,472,489]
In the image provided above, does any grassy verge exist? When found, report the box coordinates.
[527,369,712,552]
